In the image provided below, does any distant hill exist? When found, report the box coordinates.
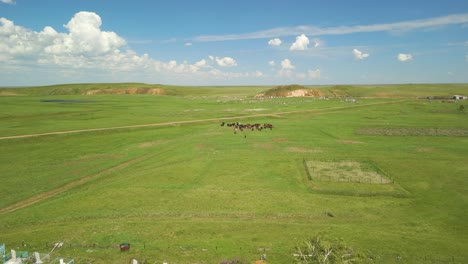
[256,84,325,98]
[1,83,467,98]
[258,84,468,99]
[0,83,267,97]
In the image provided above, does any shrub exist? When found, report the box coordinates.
[292,235,369,264]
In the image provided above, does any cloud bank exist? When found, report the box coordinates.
[0,0,15,4]
[194,13,468,42]
[0,11,261,84]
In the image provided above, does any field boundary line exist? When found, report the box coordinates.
[0,99,409,140]
[0,152,154,215]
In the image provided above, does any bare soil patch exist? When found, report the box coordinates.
[85,88,164,95]
[244,108,268,112]
[0,91,22,96]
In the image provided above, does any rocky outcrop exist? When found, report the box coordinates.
[85,88,164,95]
[256,85,324,98]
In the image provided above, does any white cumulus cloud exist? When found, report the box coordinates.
[0,11,268,85]
[398,53,413,61]
[353,49,369,60]
[268,60,275,66]
[278,58,295,77]
[253,71,263,77]
[194,59,208,67]
[313,38,321,48]
[214,56,238,67]
[308,69,321,79]
[281,59,295,70]
[44,11,126,55]
[6,11,127,59]
[0,18,57,58]
[290,34,310,51]
[268,38,282,46]
[1,0,15,4]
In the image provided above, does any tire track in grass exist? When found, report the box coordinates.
[0,99,409,140]
[0,152,155,215]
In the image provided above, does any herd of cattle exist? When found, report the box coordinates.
[220,122,274,134]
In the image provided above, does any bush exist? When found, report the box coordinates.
[292,235,369,264]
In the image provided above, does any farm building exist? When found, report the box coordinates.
[453,95,468,100]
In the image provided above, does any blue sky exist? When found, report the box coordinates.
[1,0,467,86]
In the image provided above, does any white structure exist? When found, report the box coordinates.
[453,95,468,100]
[34,252,43,264]
[5,249,22,264]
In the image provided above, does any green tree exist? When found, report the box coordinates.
[293,235,369,264]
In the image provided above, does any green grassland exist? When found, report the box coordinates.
[0,84,467,263]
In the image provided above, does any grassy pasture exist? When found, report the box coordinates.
[0,83,467,263]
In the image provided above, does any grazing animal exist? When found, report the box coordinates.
[221,122,274,134]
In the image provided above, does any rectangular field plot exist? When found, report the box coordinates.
[305,160,392,184]
[304,160,408,197]
[356,127,468,137]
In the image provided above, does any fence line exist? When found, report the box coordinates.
[4,241,467,263]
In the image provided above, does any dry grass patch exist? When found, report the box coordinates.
[337,140,363,144]
[244,108,268,112]
[139,140,171,148]
[305,160,392,184]
[285,146,321,153]
[272,138,288,142]
[64,153,121,165]
[416,147,434,152]
[253,143,274,149]
[357,127,468,137]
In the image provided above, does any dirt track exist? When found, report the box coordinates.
[0,153,154,215]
